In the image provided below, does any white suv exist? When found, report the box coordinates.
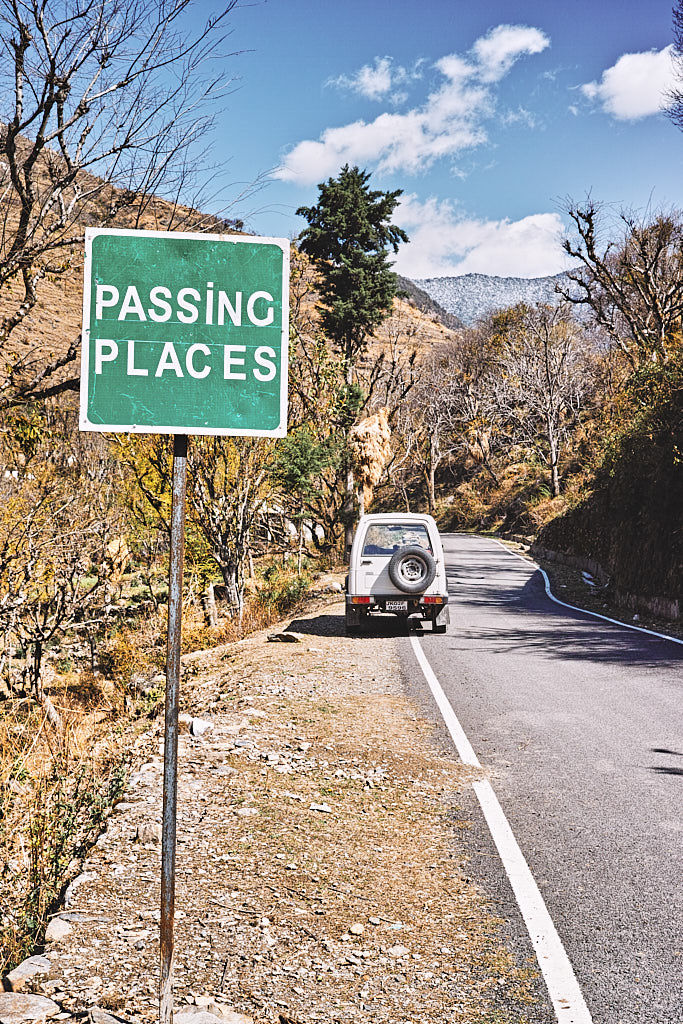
[345,513,450,634]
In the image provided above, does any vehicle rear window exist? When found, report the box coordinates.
[362,523,433,556]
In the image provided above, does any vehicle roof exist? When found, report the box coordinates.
[357,513,437,525]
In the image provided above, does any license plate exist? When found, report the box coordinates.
[386,600,408,612]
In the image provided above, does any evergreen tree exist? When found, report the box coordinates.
[296,165,408,374]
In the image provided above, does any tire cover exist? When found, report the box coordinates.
[388,544,437,594]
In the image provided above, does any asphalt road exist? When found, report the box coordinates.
[401,533,683,1024]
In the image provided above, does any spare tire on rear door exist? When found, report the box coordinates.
[388,545,437,594]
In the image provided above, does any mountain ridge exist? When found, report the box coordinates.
[413,271,571,326]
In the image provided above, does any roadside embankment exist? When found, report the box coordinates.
[4,593,543,1024]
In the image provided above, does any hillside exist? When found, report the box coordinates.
[396,275,463,331]
[0,211,456,392]
[414,272,570,326]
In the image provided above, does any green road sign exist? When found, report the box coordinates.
[80,228,289,436]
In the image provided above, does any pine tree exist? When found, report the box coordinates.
[296,165,408,375]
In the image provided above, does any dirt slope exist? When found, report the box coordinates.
[22,594,543,1024]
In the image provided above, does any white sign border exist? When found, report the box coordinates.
[80,226,290,437]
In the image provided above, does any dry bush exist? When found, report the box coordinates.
[0,692,129,971]
[348,408,392,510]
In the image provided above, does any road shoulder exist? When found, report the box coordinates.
[28,595,546,1024]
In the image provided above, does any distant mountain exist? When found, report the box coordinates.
[413,272,572,327]
[396,274,464,331]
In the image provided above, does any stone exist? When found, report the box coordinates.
[266,632,301,643]
[135,822,161,844]
[216,1011,253,1024]
[349,923,365,935]
[63,872,94,908]
[44,917,73,943]
[174,1013,223,1024]
[309,802,333,813]
[0,993,60,1024]
[234,807,258,817]
[89,1011,131,1024]
[5,957,51,992]
[388,944,410,957]
[190,717,213,738]
[218,1012,253,1024]
[56,912,109,924]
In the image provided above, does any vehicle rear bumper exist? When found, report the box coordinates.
[346,594,449,614]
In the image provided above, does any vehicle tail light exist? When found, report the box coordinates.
[351,596,372,605]
[423,595,444,604]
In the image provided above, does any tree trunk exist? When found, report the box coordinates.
[550,459,560,498]
[201,583,218,627]
[546,418,561,497]
[427,443,436,515]
[297,498,305,574]
[218,560,241,613]
[344,466,355,560]
[30,640,43,703]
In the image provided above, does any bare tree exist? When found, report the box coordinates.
[443,323,504,485]
[135,434,275,615]
[0,0,240,408]
[494,303,589,498]
[400,353,459,514]
[560,200,683,368]
[0,458,124,703]
[667,0,683,129]
[188,437,275,615]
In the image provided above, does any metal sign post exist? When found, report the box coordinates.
[160,434,188,1024]
[79,227,289,1024]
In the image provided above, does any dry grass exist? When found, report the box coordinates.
[0,675,132,970]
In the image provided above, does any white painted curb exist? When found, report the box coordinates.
[494,539,682,646]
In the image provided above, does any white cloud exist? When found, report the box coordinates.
[332,57,393,100]
[276,87,490,183]
[472,24,550,82]
[393,195,571,279]
[329,57,425,101]
[581,46,675,120]
[276,24,548,184]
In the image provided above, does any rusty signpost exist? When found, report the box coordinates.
[159,433,188,1024]
[80,228,289,1024]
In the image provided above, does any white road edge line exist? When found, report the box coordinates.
[494,538,683,646]
[409,633,593,1024]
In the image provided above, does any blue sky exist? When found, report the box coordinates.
[196,0,682,279]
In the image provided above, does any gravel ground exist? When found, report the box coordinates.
[19,590,546,1024]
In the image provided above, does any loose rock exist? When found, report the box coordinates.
[190,717,214,738]
[388,944,410,957]
[135,822,161,844]
[174,1013,222,1024]
[5,957,51,992]
[0,993,60,1024]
